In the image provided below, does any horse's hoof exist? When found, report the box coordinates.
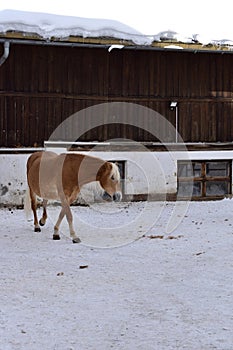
[34,227,41,232]
[53,234,60,240]
[72,237,81,244]
[39,219,45,226]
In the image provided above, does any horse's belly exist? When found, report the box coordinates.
[44,192,59,200]
[40,184,59,200]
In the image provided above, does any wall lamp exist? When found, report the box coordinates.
[169,101,179,142]
[169,101,178,110]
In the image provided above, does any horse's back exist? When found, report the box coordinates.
[27,151,57,171]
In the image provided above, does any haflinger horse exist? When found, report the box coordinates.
[25,151,122,243]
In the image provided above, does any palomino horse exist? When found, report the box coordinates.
[25,151,122,243]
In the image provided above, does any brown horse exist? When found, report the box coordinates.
[25,151,122,243]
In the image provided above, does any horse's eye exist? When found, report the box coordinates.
[111,175,115,181]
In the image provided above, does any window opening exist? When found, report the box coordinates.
[177,160,231,199]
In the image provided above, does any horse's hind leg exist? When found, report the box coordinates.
[30,189,41,232]
[39,199,48,227]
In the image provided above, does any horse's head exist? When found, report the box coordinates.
[97,162,122,202]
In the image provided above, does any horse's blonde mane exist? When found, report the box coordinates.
[110,162,120,181]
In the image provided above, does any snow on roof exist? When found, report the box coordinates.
[0,9,233,48]
[0,9,152,45]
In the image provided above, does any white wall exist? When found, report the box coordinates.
[0,154,29,206]
[1,150,233,205]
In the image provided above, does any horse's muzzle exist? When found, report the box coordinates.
[102,191,122,202]
[113,192,122,202]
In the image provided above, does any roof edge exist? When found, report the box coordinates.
[1,31,233,53]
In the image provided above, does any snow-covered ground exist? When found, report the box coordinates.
[1,199,233,350]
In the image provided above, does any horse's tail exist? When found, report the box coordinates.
[24,186,32,219]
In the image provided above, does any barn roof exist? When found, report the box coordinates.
[0,9,233,53]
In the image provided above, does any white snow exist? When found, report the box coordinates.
[0,9,152,46]
[1,199,233,349]
[0,9,233,47]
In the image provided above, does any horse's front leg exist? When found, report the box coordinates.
[66,192,81,243]
[65,204,81,244]
[53,206,65,240]
[54,203,81,243]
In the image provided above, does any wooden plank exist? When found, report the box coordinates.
[108,49,122,96]
[0,96,7,146]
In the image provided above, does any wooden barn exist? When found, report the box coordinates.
[0,10,233,203]
[1,34,233,146]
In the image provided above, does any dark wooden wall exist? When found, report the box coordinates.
[0,43,233,147]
